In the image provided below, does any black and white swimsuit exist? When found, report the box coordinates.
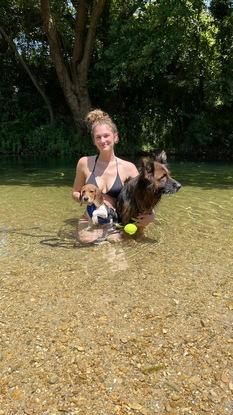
[86,155,123,198]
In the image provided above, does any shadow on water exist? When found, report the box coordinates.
[40,218,159,249]
[0,158,232,189]
[0,226,53,239]
[0,224,78,250]
[0,217,159,251]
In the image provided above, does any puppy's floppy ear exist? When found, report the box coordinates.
[79,188,84,205]
[153,150,167,164]
[94,188,104,207]
[140,157,154,179]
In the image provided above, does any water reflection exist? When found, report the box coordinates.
[0,159,233,189]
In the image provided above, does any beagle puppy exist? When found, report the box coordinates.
[80,184,118,226]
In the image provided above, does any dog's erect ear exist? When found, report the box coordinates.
[94,188,104,207]
[153,150,167,164]
[140,157,154,179]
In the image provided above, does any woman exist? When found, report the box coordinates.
[72,109,154,243]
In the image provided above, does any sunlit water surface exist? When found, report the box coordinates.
[0,160,232,280]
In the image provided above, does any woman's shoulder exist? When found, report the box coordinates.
[117,157,139,177]
[77,155,96,168]
[117,157,134,167]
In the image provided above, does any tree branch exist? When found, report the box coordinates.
[72,0,88,66]
[81,0,106,74]
[40,0,76,98]
[0,25,54,123]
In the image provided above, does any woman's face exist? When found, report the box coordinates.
[93,124,118,152]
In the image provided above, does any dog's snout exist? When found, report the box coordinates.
[174,181,181,191]
[83,195,89,201]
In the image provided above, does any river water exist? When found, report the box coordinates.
[0,159,232,414]
[1,160,232,268]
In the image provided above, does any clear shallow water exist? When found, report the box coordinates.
[0,160,233,273]
[0,160,233,414]
[1,160,232,316]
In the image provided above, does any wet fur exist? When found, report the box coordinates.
[116,151,181,225]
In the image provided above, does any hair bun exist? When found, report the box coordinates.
[85,109,109,126]
[85,108,118,137]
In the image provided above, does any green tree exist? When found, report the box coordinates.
[1,0,107,131]
[92,0,220,152]
[40,0,107,130]
[0,1,54,123]
[1,0,232,158]
[0,26,54,122]
[210,0,233,106]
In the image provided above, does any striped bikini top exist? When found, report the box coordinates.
[86,155,123,199]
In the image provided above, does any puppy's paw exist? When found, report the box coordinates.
[92,214,99,225]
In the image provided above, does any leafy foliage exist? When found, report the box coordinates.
[0,0,233,159]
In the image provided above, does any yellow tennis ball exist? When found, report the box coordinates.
[124,223,138,235]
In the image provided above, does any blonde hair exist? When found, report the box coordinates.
[85,109,118,139]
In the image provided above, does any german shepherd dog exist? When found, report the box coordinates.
[116,151,181,227]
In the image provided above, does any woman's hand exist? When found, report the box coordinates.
[72,191,81,202]
[136,211,155,228]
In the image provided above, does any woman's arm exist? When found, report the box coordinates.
[136,211,155,227]
[72,157,87,202]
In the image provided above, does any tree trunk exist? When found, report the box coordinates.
[40,0,106,131]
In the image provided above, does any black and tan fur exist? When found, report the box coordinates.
[116,151,181,225]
